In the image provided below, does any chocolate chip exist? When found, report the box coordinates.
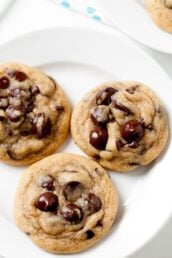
[96,220,103,227]
[90,106,109,125]
[90,126,108,150]
[55,105,64,112]
[35,192,58,212]
[121,120,144,143]
[96,87,117,105]
[0,77,9,89]
[60,204,83,224]
[26,102,34,113]
[113,101,132,115]
[63,181,83,201]
[6,105,24,122]
[9,88,31,100]
[84,193,101,215]
[116,139,124,150]
[128,162,139,166]
[19,120,32,136]
[86,230,95,239]
[0,115,5,121]
[9,88,21,98]
[31,85,40,96]
[126,86,138,94]
[93,154,100,160]
[146,124,153,130]
[14,71,27,82]
[31,113,51,137]
[0,97,8,109]
[41,175,55,191]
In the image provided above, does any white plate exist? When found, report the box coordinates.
[98,0,172,54]
[0,0,13,18]
[0,27,171,258]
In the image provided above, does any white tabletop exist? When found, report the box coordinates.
[0,0,171,257]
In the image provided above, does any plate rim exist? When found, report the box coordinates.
[98,0,172,54]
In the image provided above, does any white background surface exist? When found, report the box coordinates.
[0,0,171,257]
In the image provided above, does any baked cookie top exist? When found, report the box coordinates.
[0,63,70,165]
[145,0,172,33]
[71,81,168,172]
[14,153,118,253]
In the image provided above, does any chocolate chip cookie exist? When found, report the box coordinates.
[14,153,118,253]
[0,63,70,165]
[71,81,168,172]
[145,0,172,33]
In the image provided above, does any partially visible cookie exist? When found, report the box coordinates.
[14,153,118,253]
[71,81,168,172]
[145,0,172,33]
[0,63,70,165]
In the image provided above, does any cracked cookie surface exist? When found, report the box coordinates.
[71,81,168,172]
[14,153,118,253]
[145,0,172,33]
[0,63,70,165]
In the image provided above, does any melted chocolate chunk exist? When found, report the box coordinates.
[96,87,117,105]
[90,126,108,150]
[31,85,40,96]
[113,101,132,115]
[14,71,27,82]
[0,115,5,121]
[129,162,140,166]
[26,101,34,113]
[55,105,64,112]
[35,192,58,212]
[6,105,25,122]
[84,193,101,215]
[9,87,31,101]
[146,124,153,130]
[121,120,144,143]
[61,204,83,224]
[41,175,55,191]
[96,220,103,227]
[93,154,100,160]
[126,86,138,94]
[63,181,83,201]
[31,113,51,137]
[86,230,95,239]
[0,77,9,89]
[90,106,109,125]
[9,88,21,98]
